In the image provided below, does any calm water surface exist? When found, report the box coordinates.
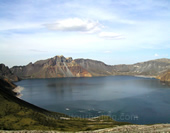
[15,76,170,124]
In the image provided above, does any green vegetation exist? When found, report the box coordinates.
[0,78,130,131]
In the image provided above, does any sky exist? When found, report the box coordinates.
[0,0,170,67]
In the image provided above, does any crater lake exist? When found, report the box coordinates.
[15,76,170,124]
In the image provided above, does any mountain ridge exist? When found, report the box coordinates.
[10,56,170,80]
[75,57,170,77]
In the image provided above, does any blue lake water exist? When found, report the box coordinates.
[15,76,170,124]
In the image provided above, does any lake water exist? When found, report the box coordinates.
[15,76,170,124]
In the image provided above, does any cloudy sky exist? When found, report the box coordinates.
[0,0,170,67]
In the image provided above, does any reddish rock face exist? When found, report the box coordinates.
[68,65,92,77]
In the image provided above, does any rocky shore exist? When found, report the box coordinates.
[1,124,170,133]
[13,86,24,98]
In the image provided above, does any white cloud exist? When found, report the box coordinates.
[98,32,125,40]
[45,18,101,33]
[154,53,159,57]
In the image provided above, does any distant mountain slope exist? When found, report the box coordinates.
[11,56,92,79]
[76,58,170,77]
[74,59,115,76]
[0,64,19,81]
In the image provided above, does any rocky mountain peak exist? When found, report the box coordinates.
[66,57,73,62]
[53,55,66,62]
[53,55,73,63]
[28,62,33,66]
[34,55,73,66]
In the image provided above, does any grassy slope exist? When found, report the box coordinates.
[0,79,130,131]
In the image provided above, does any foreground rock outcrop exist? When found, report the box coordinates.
[0,64,19,81]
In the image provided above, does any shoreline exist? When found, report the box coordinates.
[13,86,24,98]
[134,75,156,79]
[0,124,170,132]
